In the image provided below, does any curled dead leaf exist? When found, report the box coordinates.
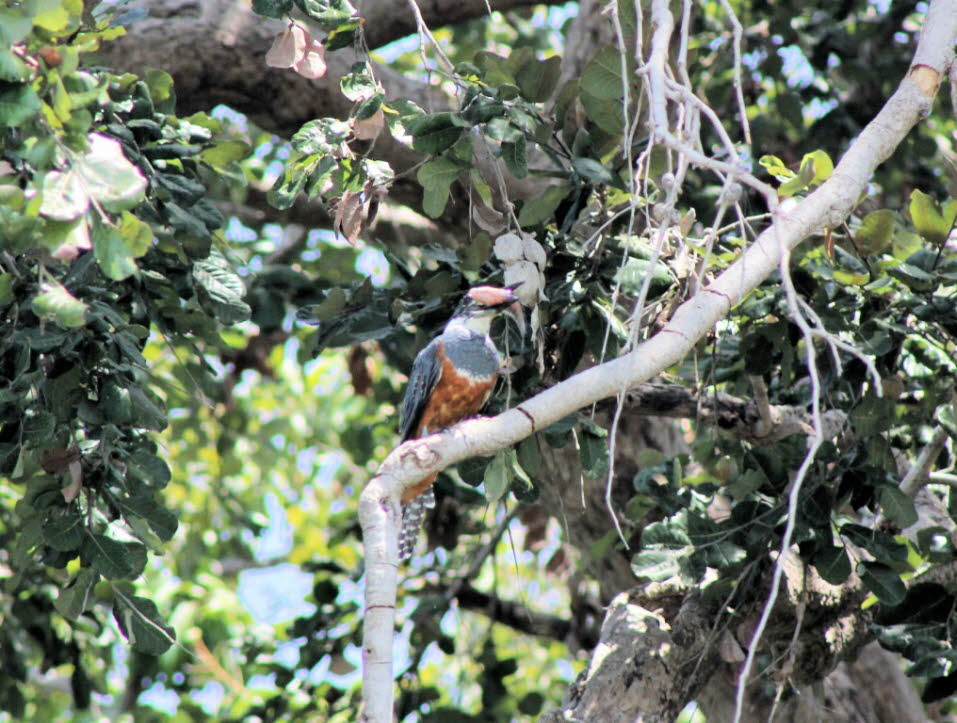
[334,191,365,243]
[265,22,308,69]
[295,37,327,79]
[718,629,745,663]
[62,459,83,503]
[493,232,524,262]
[352,107,384,141]
[473,203,506,234]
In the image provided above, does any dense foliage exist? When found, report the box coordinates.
[1,0,956,720]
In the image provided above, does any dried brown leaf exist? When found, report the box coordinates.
[265,22,308,69]
[335,191,364,243]
[352,107,384,141]
[294,38,327,79]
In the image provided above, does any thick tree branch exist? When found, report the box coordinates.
[611,382,847,445]
[217,185,446,249]
[431,581,601,648]
[94,0,562,232]
[541,590,717,723]
[358,2,957,717]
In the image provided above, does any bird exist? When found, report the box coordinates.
[396,285,525,560]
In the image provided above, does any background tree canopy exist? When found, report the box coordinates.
[1,0,956,720]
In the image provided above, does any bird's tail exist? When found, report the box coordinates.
[398,484,436,560]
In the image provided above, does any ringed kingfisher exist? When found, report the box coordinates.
[397,285,525,559]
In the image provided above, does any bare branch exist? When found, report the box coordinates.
[900,427,949,498]
[359,1,957,716]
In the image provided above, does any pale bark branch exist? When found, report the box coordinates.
[358,0,957,716]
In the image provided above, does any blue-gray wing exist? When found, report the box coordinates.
[399,339,443,441]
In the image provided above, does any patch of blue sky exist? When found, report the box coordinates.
[237,562,316,624]
[374,1,576,64]
[139,681,180,715]
[193,680,226,715]
[357,246,390,285]
[252,492,295,560]
[778,45,814,89]
[225,216,258,243]
[247,673,278,692]
[276,638,307,668]
[211,104,249,132]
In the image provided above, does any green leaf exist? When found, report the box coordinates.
[407,113,466,155]
[516,436,542,478]
[296,0,356,29]
[879,486,918,528]
[126,454,172,489]
[43,513,85,552]
[759,154,792,181]
[614,257,673,296]
[193,249,251,324]
[0,9,33,45]
[32,281,87,328]
[580,47,624,100]
[0,49,29,81]
[76,133,148,212]
[515,55,561,102]
[631,548,685,581]
[323,19,361,51]
[812,545,851,585]
[501,136,527,179]
[778,157,816,197]
[53,569,98,621]
[383,99,426,146]
[910,189,957,246]
[802,149,833,186]
[165,201,208,237]
[155,173,206,204]
[113,594,176,655]
[116,495,178,542]
[0,273,13,306]
[474,51,515,86]
[579,87,624,136]
[252,0,293,17]
[82,534,147,580]
[579,429,609,479]
[201,140,251,167]
[858,561,906,606]
[268,164,309,210]
[518,183,571,227]
[39,169,89,221]
[128,387,168,431]
[0,83,41,127]
[145,69,175,114]
[850,392,895,436]
[572,157,615,184]
[292,118,351,154]
[841,523,908,565]
[99,383,132,425]
[726,468,768,500]
[702,541,746,569]
[483,451,510,503]
[93,212,153,281]
[417,157,464,218]
[854,209,895,255]
[341,62,377,102]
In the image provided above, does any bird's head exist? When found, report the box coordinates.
[450,285,526,337]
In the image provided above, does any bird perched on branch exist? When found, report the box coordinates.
[397,285,525,559]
